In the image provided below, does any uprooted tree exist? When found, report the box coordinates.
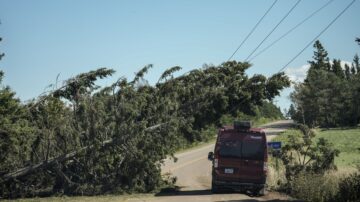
[0,60,290,198]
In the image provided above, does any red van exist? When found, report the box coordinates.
[208,121,267,195]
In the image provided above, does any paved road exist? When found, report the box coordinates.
[132,120,295,202]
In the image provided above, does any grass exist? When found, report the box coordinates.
[315,128,360,168]
[272,127,360,168]
[268,126,360,201]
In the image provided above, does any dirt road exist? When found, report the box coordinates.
[132,120,295,202]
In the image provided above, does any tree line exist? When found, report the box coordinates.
[0,40,290,198]
[289,38,360,127]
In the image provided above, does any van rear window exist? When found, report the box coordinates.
[219,140,242,158]
[218,134,265,160]
[242,140,265,160]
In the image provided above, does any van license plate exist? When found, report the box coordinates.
[224,168,234,174]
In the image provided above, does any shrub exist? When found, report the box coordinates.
[291,171,339,202]
[332,171,360,202]
[279,124,339,185]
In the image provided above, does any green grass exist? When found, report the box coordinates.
[315,128,360,168]
[271,129,302,143]
[272,128,360,168]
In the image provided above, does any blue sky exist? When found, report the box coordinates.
[1,0,359,111]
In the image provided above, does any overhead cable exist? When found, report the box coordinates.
[227,0,278,61]
[278,0,356,73]
[249,0,335,62]
[245,0,302,62]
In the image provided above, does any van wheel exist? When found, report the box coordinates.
[256,187,266,196]
[211,182,219,194]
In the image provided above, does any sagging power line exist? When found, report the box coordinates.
[227,0,278,61]
[245,0,302,62]
[248,0,335,62]
[278,0,356,73]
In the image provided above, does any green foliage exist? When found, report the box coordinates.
[332,171,360,202]
[291,39,360,127]
[291,171,339,202]
[287,104,296,119]
[265,72,291,100]
[0,61,290,198]
[257,101,284,119]
[272,127,360,202]
[278,124,339,185]
[0,76,35,175]
[0,37,4,61]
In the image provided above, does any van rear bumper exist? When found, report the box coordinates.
[213,179,265,190]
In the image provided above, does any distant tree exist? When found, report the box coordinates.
[287,104,296,119]
[291,40,359,127]
[257,101,284,119]
[0,37,4,61]
[353,54,360,74]
[308,40,330,72]
[344,64,351,79]
[331,59,345,79]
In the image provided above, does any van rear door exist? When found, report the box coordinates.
[238,133,266,182]
[214,133,243,180]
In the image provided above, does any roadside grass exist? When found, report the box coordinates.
[315,128,360,168]
[271,127,360,168]
[268,126,360,201]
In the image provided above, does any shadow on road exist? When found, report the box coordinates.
[155,188,304,202]
[215,200,302,202]
[155,188,211,196]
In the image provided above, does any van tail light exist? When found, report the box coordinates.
[264,143,268,174]
[214,158,218,168]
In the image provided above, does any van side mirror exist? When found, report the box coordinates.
[208,151,214,161]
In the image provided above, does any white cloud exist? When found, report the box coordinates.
[338,60,352,69]
[284,64,310,83]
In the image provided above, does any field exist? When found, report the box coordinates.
[272,127,360,168]
[316,128,360,167]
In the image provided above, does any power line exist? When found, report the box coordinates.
[244,0,302,62]
[249,0,335,62]
[278,0,356,73]
[227,0,278,61]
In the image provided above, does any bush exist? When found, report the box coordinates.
[332,171,360,202]
[291,171,339,202]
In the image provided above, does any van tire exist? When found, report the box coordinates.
[256,187,266,196]
[211,182,219,194]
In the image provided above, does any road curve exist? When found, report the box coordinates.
[133,120,295,202]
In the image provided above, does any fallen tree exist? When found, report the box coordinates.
[0,61,290,198]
